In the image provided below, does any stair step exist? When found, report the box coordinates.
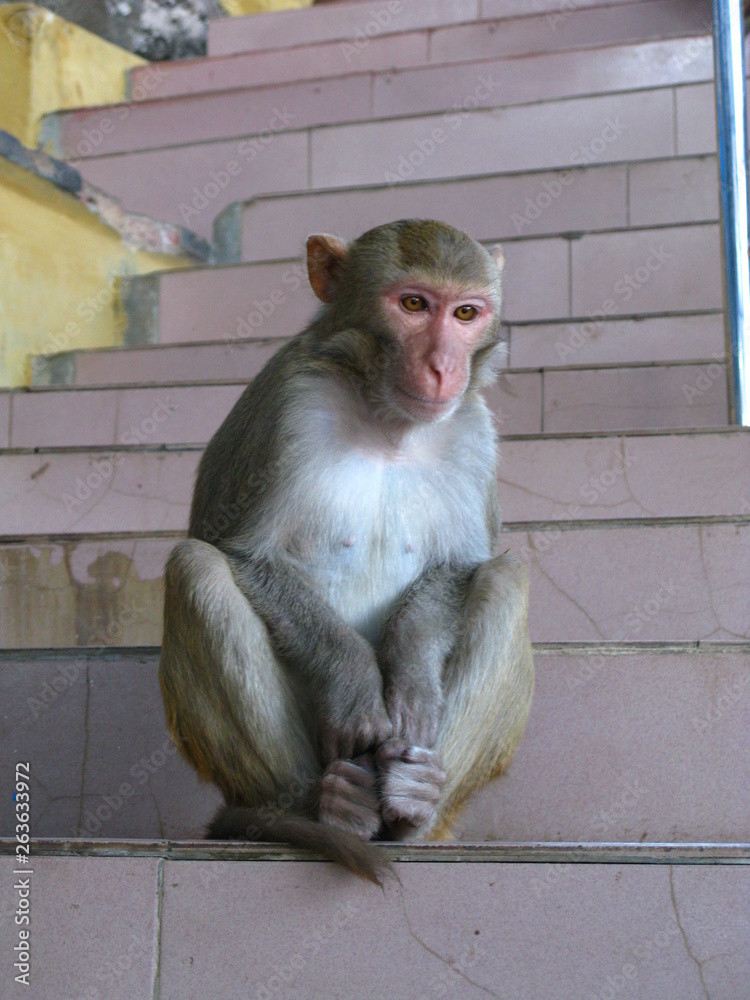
[6,360,730,447]
[306,88,688,190]
[30,314,725,387]
[226,157,719,263]
[1,430,747,536]
[207,0,710,59]
[128,31,713,103]
[2,645,748,844]
[47,34,715,161]
[32,338,286,388]
[2,840,747,1000]
[66,80,716,239]
[0,519,747,648]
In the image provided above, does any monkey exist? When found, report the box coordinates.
[158,219,534,883]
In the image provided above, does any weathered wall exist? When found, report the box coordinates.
[0,133,207,386]
[0,4,144,146]
[0,0,226,59]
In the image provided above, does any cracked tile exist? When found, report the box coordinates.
[508,522,750,642]
[0,451,197,535]
[543,364,728,432]
[498,431,750,522]
[155,862,750,1000]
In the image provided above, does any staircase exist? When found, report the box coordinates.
[1,0,749,996]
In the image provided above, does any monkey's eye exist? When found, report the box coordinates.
[401,295,427,312]
[455,305,478,321]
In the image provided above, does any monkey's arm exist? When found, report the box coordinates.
[224,549,393,763]
[378,562,476,748]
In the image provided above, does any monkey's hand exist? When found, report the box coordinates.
[383,672,444,749]
[377,739,446,838]
[317,667,392,765]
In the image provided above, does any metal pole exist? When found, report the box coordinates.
[713,0,750,425]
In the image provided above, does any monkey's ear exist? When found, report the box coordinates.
[307,234,349,303]
[490,244,505,273]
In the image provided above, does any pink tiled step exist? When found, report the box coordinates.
[6,361,729,449]
[4,844,748,1000]
[44,74,372,160]
[46,35,716,160]
[1,520,747,647]
[228,158,719,263]
[67,82,714,239]
[2,646,748,844]
[1,430,747,536]
[31,339,287,388]
[127,33,713,103]
[307,89,671,190]
[207,0,710,59]
[30,314,724,388]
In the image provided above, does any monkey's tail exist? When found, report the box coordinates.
[206,806,392,886]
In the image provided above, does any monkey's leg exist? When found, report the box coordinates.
[380,553,534,841]
[159,539,380,837]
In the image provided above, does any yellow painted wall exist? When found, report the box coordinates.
[0,4,145,147]
[0,158,192,387]
[219,0,313,14]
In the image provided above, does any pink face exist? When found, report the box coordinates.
[381,279,497,422]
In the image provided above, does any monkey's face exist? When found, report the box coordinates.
[378,278,499,423]
[306,221,505,425]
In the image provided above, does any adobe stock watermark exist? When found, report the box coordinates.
[26,601,145,719]
[671,23,713,71]
[555,245,674,363]
[72,732,180,836]
[340,1,402,63]
[222,262,308,344]
[511,116,628,234]
[681,354,725,403]
[567,579,678,692]
[384,74,503,186]
[692,671,750,736]
[30,279,119,378]
[517,448,639,564]
[584,917,682,1000]
[547,0,586,32]
[60,397,178,514]
[530,779,649,897]
[253,900,360,999]
[178,108,295,225]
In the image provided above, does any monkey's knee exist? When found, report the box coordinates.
[160,539,318,804]
[472,552,530,612]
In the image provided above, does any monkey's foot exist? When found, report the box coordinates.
[376,740,446,840]
[319,756,381,840]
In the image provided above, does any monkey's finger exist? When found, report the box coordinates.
[326,759,376,789]
[402,745,445,772]
[320,763,381,840]
[375,737,411,765]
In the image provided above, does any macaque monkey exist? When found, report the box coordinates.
[159,219,534,882]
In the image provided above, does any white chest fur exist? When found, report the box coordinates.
[267,380,494,644]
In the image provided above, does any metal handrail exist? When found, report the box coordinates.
[713,0,750,425]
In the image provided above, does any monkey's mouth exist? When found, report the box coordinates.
[397,387,454,410]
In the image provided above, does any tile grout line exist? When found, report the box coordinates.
[153,857,164,1000]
